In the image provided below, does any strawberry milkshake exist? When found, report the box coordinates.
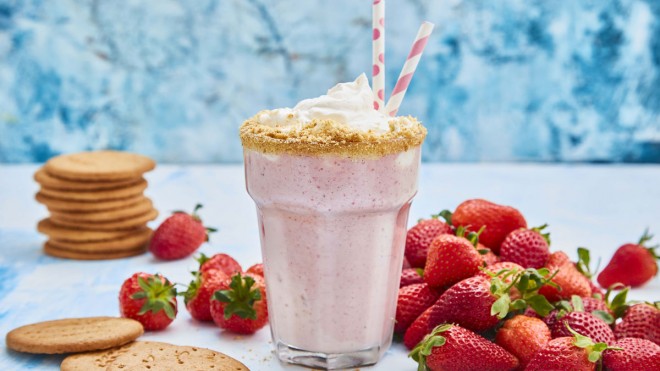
[240,74,426,369]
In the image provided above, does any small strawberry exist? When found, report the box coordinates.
[198,253,242,276]
[603,337,660,371]
[118,272,177,331]
[495,315,551,368]
[451,199,527,253]
[410,324,519,371]
[183,268,228,322]
[149,204,217,260]
[395,283,441,333]
[598,230,659,288]
[499,225,550,269]
[246,263,264,277]
[405,215,453,268]
[614,303,660,345]
[401,268,424,288]
[526,325,620,371]
[539,257,591,302]
[423,227,483,289]
[210,272,268,334]
[404,306,435,350]
[551,312,615,344]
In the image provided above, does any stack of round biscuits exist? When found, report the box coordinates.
[34,151,158,260]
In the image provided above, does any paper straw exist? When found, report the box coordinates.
[385,21,434,117]
[372,0,385,112]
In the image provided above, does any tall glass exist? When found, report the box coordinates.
[242,142,422,369]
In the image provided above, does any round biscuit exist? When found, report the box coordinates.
[45,151,155,181]
[50,198,154,223]
[50,208,158,231]
[39,179,148,202]
[44,242,147,260]
[48,228,152,252]
[61,341,249,371]
[5,317,144,354]
[37,219,146,242]
[36,193,144,212]
[34,167,143,191]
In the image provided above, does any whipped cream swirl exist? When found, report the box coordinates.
[256,74,396,133]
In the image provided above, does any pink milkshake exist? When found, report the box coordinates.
[240,75,426,369]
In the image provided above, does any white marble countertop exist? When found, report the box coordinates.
[1,164,659,370]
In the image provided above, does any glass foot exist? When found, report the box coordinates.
[275,341,381,370]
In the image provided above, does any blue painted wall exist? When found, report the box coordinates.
[0,0,658,163]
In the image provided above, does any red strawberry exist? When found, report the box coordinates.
[424,229,483,289]
[199,253,242,276]
[614,303,660,345]
[405,216,453,268]
[404,305,435,350]
[539,259,591,302]
[410,324,519,371]
[451,199,527,253]
[526,326,616,371]
[246,263,264,277]
[149,204,217,260]
[394,283,441,333]
[183,268,228,322]
[598,230,659,288]
[427,276,499,333]
[575,247,602,298]
[400,268,424,288]
[495,315,551,368]
[210,272,268,334]
[603,337,660,371]
[499,225,550,269]
[118,272,177,331]
[551,312,615,344]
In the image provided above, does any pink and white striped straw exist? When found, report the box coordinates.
[385,21,434,117]
[372,0,385,112]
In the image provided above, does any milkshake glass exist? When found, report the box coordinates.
[240,75,426,369]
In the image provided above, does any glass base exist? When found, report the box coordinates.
[275,341,381,370]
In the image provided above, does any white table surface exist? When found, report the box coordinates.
[1,163,659,370]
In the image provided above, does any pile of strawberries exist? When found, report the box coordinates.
[397,199,660,370]
[117,205,269,335]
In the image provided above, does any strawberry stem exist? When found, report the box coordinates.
[182,270,202,305]
[531,224,551,245]
[196,253,210,268]
[409,324,452,371]
[212,273,262,320]
[576,247,598,279]
[131,274,177,320]
[436,210,453,225]
[604,284,630,319]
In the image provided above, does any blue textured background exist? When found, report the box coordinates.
[0,0,659,163]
